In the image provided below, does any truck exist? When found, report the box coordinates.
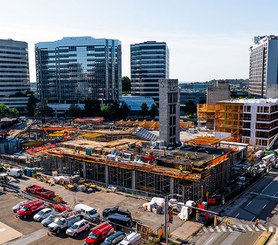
[74,204,100,222]
[48,212,82,233]
[85,222,115,245]
[16,200,45,218]
[119,232,141,245]
[7,168,23,178]
[25,184,55,200]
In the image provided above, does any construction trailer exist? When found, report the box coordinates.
[29,141,243,203]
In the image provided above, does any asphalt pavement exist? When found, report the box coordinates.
[189,169,278,245]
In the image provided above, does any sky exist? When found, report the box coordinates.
[1,0,278,83]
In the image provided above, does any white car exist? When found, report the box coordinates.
[12,200,28,213]
[66,219,90,237]
[33,208,53,222]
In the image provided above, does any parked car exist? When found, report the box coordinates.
[66,219,90,237]
[74,203,100,222]
[33,208,54,222]
[7,168,23,178]
[101,231,125,245]
[119,232,141,245]
[85,222,114,245]
[41,213,56,227]
[12,200,28,213]
[107,214,132,228]
[102,206,131,219]
[16,200,45,218]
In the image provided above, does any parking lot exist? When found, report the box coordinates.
[0,176,185,244]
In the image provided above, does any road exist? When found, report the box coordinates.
[190,169,278,245]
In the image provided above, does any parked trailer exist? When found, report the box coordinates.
[25,185,55,200]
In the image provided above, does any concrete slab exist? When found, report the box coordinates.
[170,221,203,242]
[0,221,22,244]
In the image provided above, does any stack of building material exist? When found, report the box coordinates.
[142,197,165,214]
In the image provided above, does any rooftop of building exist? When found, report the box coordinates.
[218,98,278,105]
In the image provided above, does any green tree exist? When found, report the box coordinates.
[122,76,131,94]
[149,104,158,119]
[141,102,149,118]
[26,94,39,117]
[10,108,19,117]
[100,103,111,118]
[119,103,130,118]
[66,104,83,117]
[84,99,101,116]
[35,101,54,117]
[0,104,10,117]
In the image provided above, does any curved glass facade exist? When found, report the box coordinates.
[130,41,169,103]
[35,37,121,103]
[0,39,30,109]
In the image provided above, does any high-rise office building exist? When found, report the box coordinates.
[130,41,169,102]
[0,39,30,109]
[35,37,122,103]
[249,35,278,98]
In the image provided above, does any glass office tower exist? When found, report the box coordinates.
[249,35,278,98]
[0,39,30,109]
[35,37,122,103]
[130,41,169,103]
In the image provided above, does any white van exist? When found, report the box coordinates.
[7,168,23,178]
[74,204,100,222]
[119,232,141,245]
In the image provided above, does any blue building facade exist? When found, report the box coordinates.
[130,41,169,103]
[35,37,122,103]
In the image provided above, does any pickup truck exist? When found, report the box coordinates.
[48,213,82,233]
[26,185,55,200]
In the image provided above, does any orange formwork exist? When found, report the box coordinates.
[186,136,234,146]
[46,149,202,181]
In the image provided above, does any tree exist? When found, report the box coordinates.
[10,108,19,117]
[141,103,149,118]
[100,103,111,118]
[149,104,158,119]
[35,101,54,117]
[84,99,101,116]
[119,103,130,118]
[122,76,131,94]
[0,104,10,117]
[26,94,39,117]
[66,104,83,117]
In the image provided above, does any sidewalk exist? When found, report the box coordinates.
[169,221,203,243]
[267,228,278,245]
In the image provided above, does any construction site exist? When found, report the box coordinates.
[3,118,248,204]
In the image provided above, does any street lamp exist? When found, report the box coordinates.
[165,193,182,245]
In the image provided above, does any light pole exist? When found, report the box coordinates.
[165,193,182,245]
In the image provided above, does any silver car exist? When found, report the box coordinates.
[66,219,90,237]
[41,213,56,227]
[34,208,53,222]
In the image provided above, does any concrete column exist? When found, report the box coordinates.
[132,171,136,190]
[105,165,109,185]
[170,177,174,194]
[83,162,86,179]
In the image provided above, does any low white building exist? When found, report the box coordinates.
[241,98,278,148]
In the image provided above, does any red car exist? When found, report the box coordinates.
[16,200,45,218]
[85,222,114,245]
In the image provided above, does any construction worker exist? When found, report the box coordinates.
[255,219,259,227]
[225,217,231,228]
[179,165,183,174]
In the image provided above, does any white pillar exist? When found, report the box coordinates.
[83,162,86,179]
[132,171,136,190]
[170,178,174,194]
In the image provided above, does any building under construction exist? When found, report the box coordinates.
[25,124,246,203]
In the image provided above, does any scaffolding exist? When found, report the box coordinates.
[215,102,244,142]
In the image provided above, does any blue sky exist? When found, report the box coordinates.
[1,0,278,82]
